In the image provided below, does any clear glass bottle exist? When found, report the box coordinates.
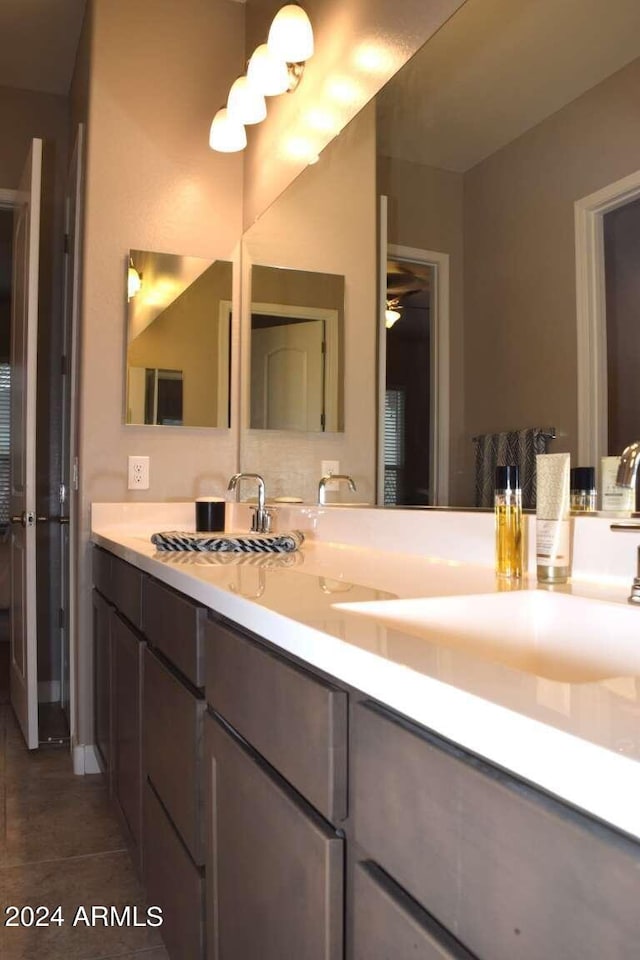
[495,465,523,579]
[570,466,597,513]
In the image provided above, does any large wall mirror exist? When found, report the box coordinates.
[240,0,640,507]
[125,250,232,428]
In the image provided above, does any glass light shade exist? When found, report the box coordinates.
[247,43,290,96]
[268,4,314,63]
[208,108,247,153]
[385,308,401,328]
[227,76,267,125]
[127,261,141,300]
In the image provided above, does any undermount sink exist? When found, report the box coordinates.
[333,590,640,683]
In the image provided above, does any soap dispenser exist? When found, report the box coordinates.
[494,465,523,579]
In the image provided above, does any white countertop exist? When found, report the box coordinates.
[91,501,640,841]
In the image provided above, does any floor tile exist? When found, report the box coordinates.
[1,781,126,867]
[0,850,164,960]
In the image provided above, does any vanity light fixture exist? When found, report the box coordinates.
[209,107,247,153]
[247,43,291,97]
[127,257,142,301]
[209,4,313,152]
[267,3,314,92]
[227,76,267,125]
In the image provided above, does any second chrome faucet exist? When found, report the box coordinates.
[318,474,357,505]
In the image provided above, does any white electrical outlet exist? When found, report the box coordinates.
[321,460,340,490]
[128,455,150,490]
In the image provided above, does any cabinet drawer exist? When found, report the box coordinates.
[144,647,204,864]
[206,714,343,960]
[92,546,112,599]
[143,576,205,687]
[111,554,143,629]
[113,612,144,856]
[206,618,347,822]
[353,861,475,960]
[144,780,204,960]
[353,702,640,960]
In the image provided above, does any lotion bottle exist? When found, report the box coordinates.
[536,453,571,583]
[494,465,523,579]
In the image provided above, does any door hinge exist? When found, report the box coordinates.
[320,412,326,429]
[321,340,327,354]
[58,608,66,629]
[59,482,67,505]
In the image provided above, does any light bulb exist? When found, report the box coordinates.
[208,108,247,153]
[385,308,401,328]
[268,4,314,63]
[227,76,267,125]
[247,43,290,96]
[127,260,141,301]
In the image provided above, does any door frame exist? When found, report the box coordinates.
[380,233,450,506]
[575,168,640,467]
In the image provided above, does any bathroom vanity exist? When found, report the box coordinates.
[91,503,640,960]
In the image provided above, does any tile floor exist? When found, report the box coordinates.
[0,702,169,960]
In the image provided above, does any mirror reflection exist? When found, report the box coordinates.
[126,250,232,428]
[250,264,344,432]
[239,0,640,507]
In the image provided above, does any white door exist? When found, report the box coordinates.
[251,320,325,430]
[10,139,42,749]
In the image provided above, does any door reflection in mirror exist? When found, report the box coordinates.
[125,251,231,428]
[249,265,344,432]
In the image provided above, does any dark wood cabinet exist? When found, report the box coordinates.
[351,700,640,960]
[205,714,344,960]
[352,861,476,960]
[92,588,112,786]
[112,611,144,864]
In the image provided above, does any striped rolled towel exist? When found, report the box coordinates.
[150,529,305,553]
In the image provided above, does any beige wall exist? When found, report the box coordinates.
[242,0,467,227]
[75,0,245,745]
[462,54,640,501]
[241,102,377,503]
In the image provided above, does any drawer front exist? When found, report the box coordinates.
[111,554,143,629]
[144,647,204,864]
[92,546,112,599]
[143,576,205,687]
[206,715,343,960]
[353,702,640,960]
[113,613,143,855]
[353,861,475,960]
[144,780,204,960]
[206,618,347,822]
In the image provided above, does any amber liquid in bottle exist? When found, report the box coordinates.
[495,494,523,579]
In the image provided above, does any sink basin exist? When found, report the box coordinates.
[333,590,640,683]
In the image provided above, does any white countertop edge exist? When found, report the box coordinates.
[92,529,640,841]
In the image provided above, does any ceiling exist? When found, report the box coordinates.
[0,0,86,96]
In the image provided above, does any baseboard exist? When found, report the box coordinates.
[72,744,102,776]
[38,680,61,703]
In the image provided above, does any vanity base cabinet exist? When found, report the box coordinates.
[205,713,344,960]
[352,860,476,960]
[352,700,640,960]
[112,611,144,868]
[143,780,205,960]
[92,588,113,787]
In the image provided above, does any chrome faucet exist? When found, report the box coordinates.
[318,474,357,505]
[614,442,640,603]
[227,473,272,534]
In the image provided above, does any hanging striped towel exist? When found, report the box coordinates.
[472,428,555,509]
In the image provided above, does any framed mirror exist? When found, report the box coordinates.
[125,250,232,428]
[239,0,640,508]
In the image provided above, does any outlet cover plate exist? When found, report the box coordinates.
[128,455,150,490]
